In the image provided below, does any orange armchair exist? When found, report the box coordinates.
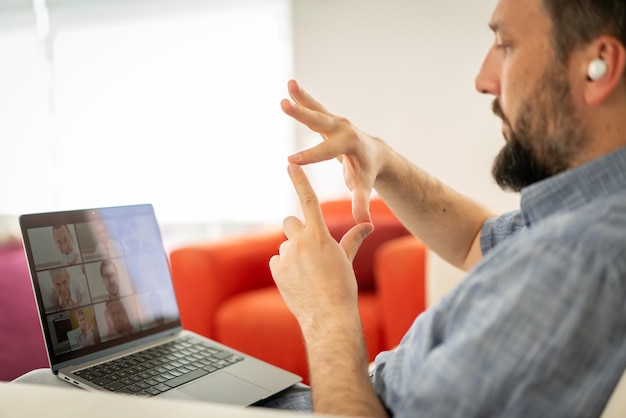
[169,199,427,383]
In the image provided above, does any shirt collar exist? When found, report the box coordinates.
[520,145,626,226]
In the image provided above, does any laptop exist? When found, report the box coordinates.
[19,203,301,406]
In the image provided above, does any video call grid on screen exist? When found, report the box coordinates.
[25,210,180,357]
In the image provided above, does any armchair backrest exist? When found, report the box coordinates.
[321,199,410,290]
[320,198,395,220]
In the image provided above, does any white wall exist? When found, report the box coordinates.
[290,0,520,303]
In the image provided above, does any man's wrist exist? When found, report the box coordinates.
[298,307,361,341]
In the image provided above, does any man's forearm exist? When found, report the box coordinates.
[302,310,389,418]
[374,140,492,270]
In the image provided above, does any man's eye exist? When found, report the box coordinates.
[493,33,511,52]
[494,43,511,56]
[495,38,512,51]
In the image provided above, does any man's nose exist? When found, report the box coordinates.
[475,48,500,96]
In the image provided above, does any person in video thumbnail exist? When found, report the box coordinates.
[118,217,158,255]
[105,299,134,337]
[75,308,98,348]
[48,267,88,311]
[100,259,120,299]
[52,224,82,265]
[94,222,123,259]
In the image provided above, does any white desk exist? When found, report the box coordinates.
[9,368,626,418]
[4,369,322,418]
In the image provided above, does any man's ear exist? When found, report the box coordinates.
[583,36,626,106]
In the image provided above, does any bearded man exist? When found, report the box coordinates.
[265,0,626,416]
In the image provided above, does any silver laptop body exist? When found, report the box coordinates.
[19,204,300,406]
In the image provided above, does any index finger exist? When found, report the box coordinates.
[287,80,331,115]
[281,98,340,137]
[287,164,326,231]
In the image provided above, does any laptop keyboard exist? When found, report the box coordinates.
[73,336,244,396]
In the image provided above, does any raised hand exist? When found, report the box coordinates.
[281,80,385,224]
[269,164,374,330]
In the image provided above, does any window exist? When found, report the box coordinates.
[0,0,293,225]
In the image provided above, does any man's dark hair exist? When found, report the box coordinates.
[52,224,70,234]
[542,0,626,65]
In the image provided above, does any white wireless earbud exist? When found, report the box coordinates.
[588,58,607,81]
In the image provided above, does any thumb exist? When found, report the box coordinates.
[339,223,375,262]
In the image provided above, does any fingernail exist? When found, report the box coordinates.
[288,164,300,174]
[288,153,302,163]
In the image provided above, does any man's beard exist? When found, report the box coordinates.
[491,64,588,192]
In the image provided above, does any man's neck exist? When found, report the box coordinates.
[574,98,626,168]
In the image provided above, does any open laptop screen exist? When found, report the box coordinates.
[20,204,182,367]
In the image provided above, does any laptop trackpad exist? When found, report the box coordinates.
[177,372,271,405]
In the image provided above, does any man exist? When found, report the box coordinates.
[268,0,626,416]
[48,267,88,312]
[52,224,81,265]
[105,299,134,337]
[100,259,120,299]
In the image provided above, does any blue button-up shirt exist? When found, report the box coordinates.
[372,146,626,417]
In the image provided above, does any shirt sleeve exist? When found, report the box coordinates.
[479,210,526,256]
[371,226,626,417]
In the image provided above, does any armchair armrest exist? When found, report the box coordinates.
[374,235,427,348]
[169,229,285,338]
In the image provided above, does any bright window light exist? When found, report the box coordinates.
[0,0,294,224]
